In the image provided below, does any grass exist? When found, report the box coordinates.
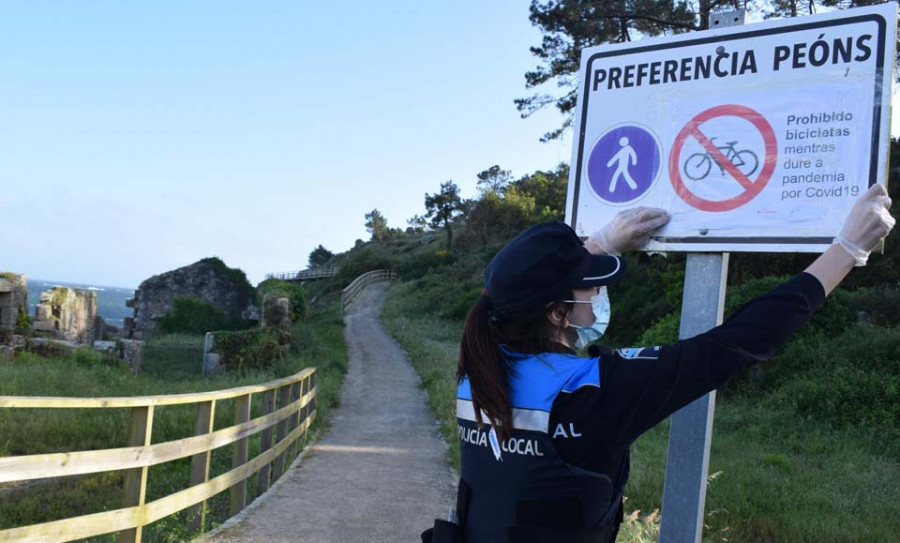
[0,291,348,542]
[381,280,900,542]
[381,281,462,468]
[143,333,206,378]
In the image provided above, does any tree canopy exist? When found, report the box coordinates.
[517,0,879,142]
[424,181,464,247]
[476,165,513,195]
[364,209,390,241]
[308,244,334,268]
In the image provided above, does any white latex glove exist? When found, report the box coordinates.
[835,184,895,266]
[589,207,670,255]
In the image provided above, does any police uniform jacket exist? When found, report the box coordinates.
[449,272,826,543]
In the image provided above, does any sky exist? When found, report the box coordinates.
[0,1,579,288]
[1,2,897,288]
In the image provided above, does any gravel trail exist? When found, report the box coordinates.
[207,282,455,543]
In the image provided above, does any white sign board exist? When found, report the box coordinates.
[566,4,897,252]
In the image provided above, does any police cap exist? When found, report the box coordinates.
[484,222,625,319]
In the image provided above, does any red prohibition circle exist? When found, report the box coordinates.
[668,104,777,212]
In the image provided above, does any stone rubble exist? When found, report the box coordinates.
[32,287,98,344]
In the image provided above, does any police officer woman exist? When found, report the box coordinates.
[423,185,894,543]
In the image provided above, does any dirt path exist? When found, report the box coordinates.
[208,282,456,542]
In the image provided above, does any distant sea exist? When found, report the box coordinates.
[26,279,135,328]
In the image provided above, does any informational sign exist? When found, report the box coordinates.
[566,4,897,252]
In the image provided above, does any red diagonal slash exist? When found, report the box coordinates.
[688,128,755,190]
[669,105,776,213]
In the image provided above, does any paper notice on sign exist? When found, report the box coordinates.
[566,3,897,252]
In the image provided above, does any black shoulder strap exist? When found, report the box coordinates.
[420,479,470,543]
[421,520,463,543]
[456,478,472,526]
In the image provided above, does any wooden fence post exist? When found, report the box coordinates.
[119,405,154,543]
[272,384,291,480]
[230,394,252,516]
[299,376,310,436]
[286,380,301,462]
[310,371,317,414]
[188,400,216,533]
[256,389,276,495]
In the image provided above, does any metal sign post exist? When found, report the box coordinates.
[658,252,729,542]
[658,12,744,543]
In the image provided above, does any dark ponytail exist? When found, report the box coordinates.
[457,289,574,441]
[457,291,513,439]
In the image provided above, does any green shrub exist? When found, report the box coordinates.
[633,274,856,350]
[443,285,483,321]
[602,253,682,346]
[257,279,308,321]
[72,347,128,370]
[772,323,900,450]
[412,272,482,321]
[16,342,124,369]
[726,274,854,342]
[396,249,456,280]
[632,275,859,398]
[212,327,291,371]
[25,340,73,358]
[727,252,817,286]
[333,246,393,287]
[72,348,104,367]
[846,285,900,326]
[636,312,679,346]
[724,275,790,312]
[460,191,536,246]
[157,297,248,334]
[14,308,31,336]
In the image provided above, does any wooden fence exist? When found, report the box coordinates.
[264,266,340,282]
[341,269,397,311]
[0,368,317,543]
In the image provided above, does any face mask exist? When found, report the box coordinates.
[564,287,611,349]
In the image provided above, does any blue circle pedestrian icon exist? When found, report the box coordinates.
[586,125,661,204]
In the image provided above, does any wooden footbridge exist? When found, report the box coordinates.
[264,266,340,282]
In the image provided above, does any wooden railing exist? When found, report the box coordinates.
[264,266,340,282]
[0,368,317,543]
[341,269,397,311]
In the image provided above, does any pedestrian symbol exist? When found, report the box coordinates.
[608,137,638,192]
[587,125,661,204]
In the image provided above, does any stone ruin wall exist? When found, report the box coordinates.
[0,273,142,370]
[32,287,98,344]
[261,296,291,331]
[123,259,253,338]
[0,273,28,337]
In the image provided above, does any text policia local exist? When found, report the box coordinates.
[591,34,873,91]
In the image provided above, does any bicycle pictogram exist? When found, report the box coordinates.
[669,104,777,212]
[682,137,759,181]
